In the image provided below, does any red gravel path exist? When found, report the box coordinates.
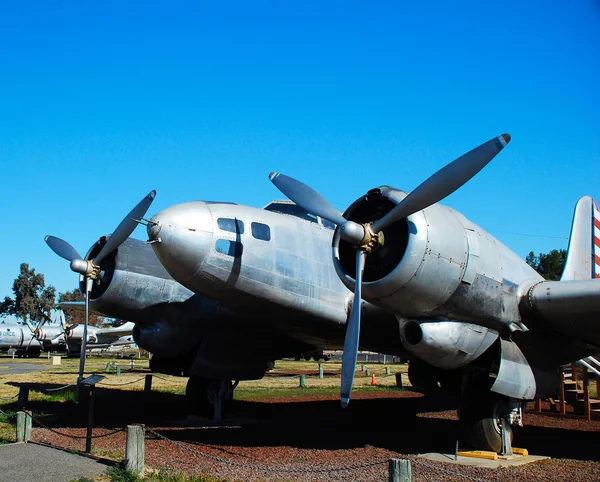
[29,389,600,481]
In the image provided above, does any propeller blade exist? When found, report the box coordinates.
[44,236,82,262]
[77,277,93,384]
[269,173,347,226]
[340,250,366,408]
[93,190,156,265]
[371,134,511,234]
[59,309,67,331]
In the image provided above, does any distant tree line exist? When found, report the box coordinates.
[525,249,566,281]
[0,262,102,326]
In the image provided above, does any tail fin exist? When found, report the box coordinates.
[561,196,599,280]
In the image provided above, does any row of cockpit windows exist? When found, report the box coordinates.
[216,218,271,241]
[215,218,271,258]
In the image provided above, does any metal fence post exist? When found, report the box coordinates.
[299,375,306,388]
[126,425,145,476]
[389,458,411,482]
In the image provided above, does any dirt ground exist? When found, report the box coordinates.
[3,357,600,480]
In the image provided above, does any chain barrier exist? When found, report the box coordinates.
[0,393,19,400]
[407,457,487,482]
[0,408,16,419]
[97,377,146,387]
[146,427,386,474]
[146,428,492,480]
[30,413,125,440]
[151,375,185,384]
[45,384,76,392]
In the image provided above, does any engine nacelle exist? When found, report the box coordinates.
[399,319,498,369]
[332,186,534,329]
[133,321,202,358]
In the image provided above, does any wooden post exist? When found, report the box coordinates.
[318,365,323,379]
[17,386,29,410]
[16,412,25,442]
[299,375,306,388]
[583,368,590,421]
[24,410,32,442]
[125,425,145,476]
[395,372,403,388]
[386,367,391,375]
[559,371,566,415]
[571,362,578,385]
[144,374,153,393]
[534,399,542,412]
[389,458,411,482]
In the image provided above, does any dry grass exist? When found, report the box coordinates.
[0,354,409,443]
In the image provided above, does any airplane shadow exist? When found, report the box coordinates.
[8,382,600,461]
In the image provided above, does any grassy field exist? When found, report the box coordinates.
[0,354,409,444]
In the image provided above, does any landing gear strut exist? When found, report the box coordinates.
[186,376,238,421]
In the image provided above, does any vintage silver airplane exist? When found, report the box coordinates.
[0,317,137,357]
[45,133,600,453]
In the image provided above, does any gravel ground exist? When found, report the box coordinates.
[29,389,600,481]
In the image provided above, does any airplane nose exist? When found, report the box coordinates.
[148,201,213,283]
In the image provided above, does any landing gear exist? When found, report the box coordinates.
[186,376,238,421]
[460,391,522,453]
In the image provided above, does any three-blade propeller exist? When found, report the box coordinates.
[44,190,156,383]
[270,134,511,407]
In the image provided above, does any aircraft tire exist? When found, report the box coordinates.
[460,392,512,453]
[186,377,234,417]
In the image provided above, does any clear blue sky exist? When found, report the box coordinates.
[1,1,599,310]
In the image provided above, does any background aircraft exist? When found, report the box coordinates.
[0,311,137,357]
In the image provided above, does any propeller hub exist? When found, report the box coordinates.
[70,259,100,279]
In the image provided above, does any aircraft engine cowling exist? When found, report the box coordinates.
[133,322,202,358]
[78,237,194,324]
[332,186,472,319]
[399,319,498,369]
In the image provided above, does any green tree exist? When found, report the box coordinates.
[525,249,567,281]
[58,289,102,326]
[0,263,56,324]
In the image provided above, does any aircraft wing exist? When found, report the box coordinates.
[95,322,135,337]
[59,301,85,312]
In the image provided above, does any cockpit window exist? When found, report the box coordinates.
[217,218,244,234]
[264,202,318,224]
[251,222,271,241]
[215,239,243,257]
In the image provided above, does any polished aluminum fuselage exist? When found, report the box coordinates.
[147,201,401,352]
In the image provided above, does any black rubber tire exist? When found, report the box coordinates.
[186,377,233,418]
[186,377,216,416]
[460,392,513,453]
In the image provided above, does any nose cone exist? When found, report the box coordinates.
[147,201,213,283]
